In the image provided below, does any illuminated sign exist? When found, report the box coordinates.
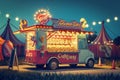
[19,20,28,30]
[51,18,83,30]
[34,9,52,25]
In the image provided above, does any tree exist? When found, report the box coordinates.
[87,31,97,44]
[113,36,120,46]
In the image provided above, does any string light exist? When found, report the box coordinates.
[15,17,19,21]
[6,13,10,18]
[90,16,119,27]
[114,16,118,21]
[106,18,110,23]
[98,21,102,24]
[3,12,119,28]
[92,21,96,26]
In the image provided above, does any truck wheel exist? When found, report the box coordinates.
[36,64,44,69]
[70,64,77,68]
[86,59,94,68]
[47,59,59,70]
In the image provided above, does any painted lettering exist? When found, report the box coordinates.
[58,20,81,27]
[58,53,76,60]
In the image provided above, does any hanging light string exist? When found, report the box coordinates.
[90,16,119,36]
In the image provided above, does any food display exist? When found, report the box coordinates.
[47,31,78,52]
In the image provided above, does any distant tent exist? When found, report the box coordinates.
[89,21,120,58]
[0,19,25,60]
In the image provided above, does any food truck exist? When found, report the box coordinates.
[15,18,95,70]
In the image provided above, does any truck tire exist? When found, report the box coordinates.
[36,64,44,69]
[70,64,77,68]
[47,59,59,70]
[86,59,94,68]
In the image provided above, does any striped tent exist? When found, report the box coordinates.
[0,19,25,60]
[89,21,120,58]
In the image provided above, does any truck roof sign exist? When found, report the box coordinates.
[51,18,83,31]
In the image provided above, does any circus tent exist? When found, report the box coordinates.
[0,19,25,60]
[89,21,120,58]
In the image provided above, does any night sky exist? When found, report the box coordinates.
[0,0,120,42]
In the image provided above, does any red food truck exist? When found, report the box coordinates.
[15,19,95,70]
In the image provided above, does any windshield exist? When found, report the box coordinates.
[78,38,88,49]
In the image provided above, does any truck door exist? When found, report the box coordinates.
[78,37,89,63]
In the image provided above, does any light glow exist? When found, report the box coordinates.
[88,40,90,43]
[34,9,52,24]
[15,17,19,21]
[86,24,89,28]
[80,18,87,28]
[114,16,118,21]
[106,18,110,23]
[98,21,102,24]
[6,13,10,18]
[92,21,96,26]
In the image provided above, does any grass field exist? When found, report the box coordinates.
[0,58,120,80]
[0,69,120,80]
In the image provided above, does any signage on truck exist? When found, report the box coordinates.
[58,53,77,60]
[51,18,83,30]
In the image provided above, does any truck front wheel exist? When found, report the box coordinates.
[86,59,94,68]
[47,59,59,70]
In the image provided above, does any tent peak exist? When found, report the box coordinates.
[7,18,10,24]
[91,20,112,44]
[102,21,104,24]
